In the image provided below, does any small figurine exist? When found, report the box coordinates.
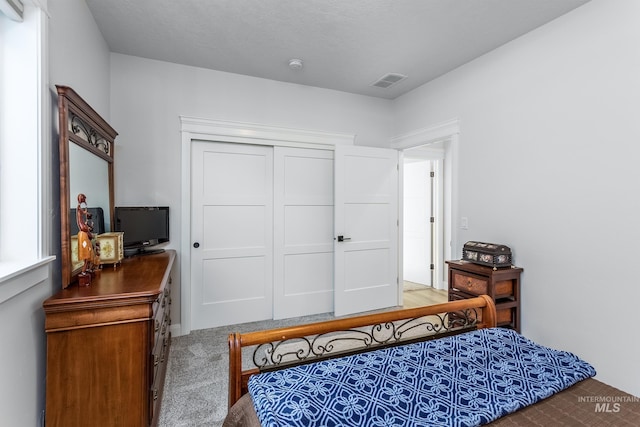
[76,193,100,285]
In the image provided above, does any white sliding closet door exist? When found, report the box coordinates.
[190,141,398,328]
[191,142,273,329]
[273,147,334,319]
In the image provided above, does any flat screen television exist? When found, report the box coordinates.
[114,206,169,256]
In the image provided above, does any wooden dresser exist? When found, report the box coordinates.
[446,260,523,332]
[43,250,175,427]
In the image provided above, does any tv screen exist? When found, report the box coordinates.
[114,206,169,255]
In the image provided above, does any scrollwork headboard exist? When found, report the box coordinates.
[228,295,497,407]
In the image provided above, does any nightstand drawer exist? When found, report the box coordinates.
[496,306,516,326]
[494,280,514,298]
[452,273,489,295]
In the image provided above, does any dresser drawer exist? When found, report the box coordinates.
[152,306,167,347]
[151,285,170,352]
[151,304,170,378]
[152,287,171,340]
[149,328,170,424]
[152,286,170,318]
[151,322,168,377]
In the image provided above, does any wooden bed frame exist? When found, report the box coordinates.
[226,296,640,426]
[227,295,496,407]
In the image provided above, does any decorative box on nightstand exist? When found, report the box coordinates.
[462,241,512,269]
[97,232,124,268]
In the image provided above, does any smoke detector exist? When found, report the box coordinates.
[371,73,407,88]
[288,58,303,70]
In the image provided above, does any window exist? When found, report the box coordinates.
[0,3,53,286]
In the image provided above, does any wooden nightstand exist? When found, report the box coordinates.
[446,260,523,332]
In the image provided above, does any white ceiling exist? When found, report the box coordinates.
[85,0,590,100]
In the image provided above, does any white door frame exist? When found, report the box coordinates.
[391,118,460,299]
[179,116,354,335]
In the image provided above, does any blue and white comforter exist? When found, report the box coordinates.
[248,327,596,427]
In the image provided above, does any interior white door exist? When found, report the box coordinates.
[191,141,273,329]
[273,147,334,319]
[334,145,399,316]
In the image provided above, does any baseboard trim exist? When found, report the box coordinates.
[170,323,184,337]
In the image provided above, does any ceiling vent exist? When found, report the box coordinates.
[371,73,407,89]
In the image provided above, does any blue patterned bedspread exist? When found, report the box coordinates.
[248,327,596,427]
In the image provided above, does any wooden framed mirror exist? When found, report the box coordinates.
[57,85,117,288]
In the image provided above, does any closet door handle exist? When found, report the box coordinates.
[193,242,200,248]
[336,235,351,242]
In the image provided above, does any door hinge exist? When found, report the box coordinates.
[430,171,435,178]
[430,216,435,223]
[430,264,435,270]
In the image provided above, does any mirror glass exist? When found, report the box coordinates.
[57,85,116,288]
[68,143,111,272]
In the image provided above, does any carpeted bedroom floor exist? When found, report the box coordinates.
[158,285,446,426]
[158,312,334,426]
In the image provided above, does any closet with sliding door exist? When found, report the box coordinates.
[190,142,335,328]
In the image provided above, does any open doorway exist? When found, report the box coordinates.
[401,141,450,307]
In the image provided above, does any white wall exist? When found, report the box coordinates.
[393,0,640,396]
[48,0,111,282]
[49,0,111,117]
[0,272,52,427]
[0,1,111,426]
[109,54,395,328]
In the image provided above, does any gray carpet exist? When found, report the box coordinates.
[158,313,334,426]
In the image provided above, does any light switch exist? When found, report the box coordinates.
[460,217,468,230]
